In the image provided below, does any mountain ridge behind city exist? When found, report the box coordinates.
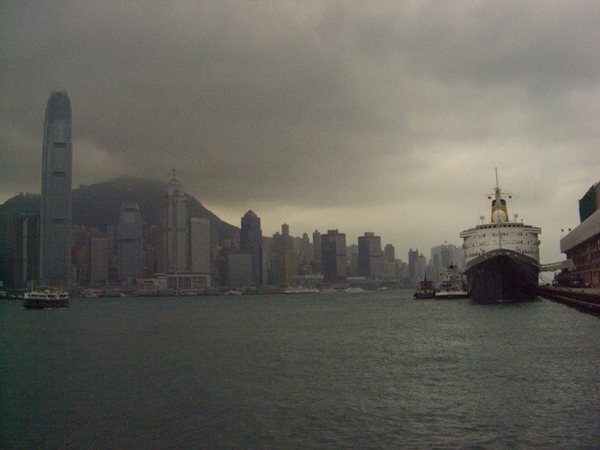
[0,177,239,244]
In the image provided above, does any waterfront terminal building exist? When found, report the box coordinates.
[560,181,600,287]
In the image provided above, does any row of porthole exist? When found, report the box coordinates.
[463,241,538,248]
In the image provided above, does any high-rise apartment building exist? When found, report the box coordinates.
[118,202,143,281]
[0,211,40,290]
[408,248,419,284]
[90,236,109,285]
[312,230,321,263]
[382,243,398,280]
[384,244,395,262]
[272,250,298,286]
[347,244,359,276]
[417,254,428,281]
[190,217,211,274]
[227,253,253,287]
[160,175,189,274]
[40,91,73,289]
[240,210,263,285]
[300,233,311,261]
[321,229,347,284]
[15,214,40,290]
[273,223,293,254]
[358,232,383,278]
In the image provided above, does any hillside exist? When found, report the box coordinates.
[0,177,239,244]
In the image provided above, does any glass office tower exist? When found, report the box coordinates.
[118,202,143,281]
[40,91,72,290]
[161,175,189,274]
[240,210,263,285]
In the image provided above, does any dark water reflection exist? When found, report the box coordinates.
[2,291,599,449]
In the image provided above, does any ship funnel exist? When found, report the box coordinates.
[491,197,508,223]
[491,167,509,223]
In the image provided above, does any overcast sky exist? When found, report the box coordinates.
[1,1,599,266]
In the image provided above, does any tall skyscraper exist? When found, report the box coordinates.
[300,233,311,261]
[321,229,347,284]
[383,243,398,280]
[240,210,263,285]
[40,91,72,290]
[408,249,419,284]
[312,230,321,263]
[272,223,292,254]
[118,202,143,281]
[281,223,292,252]
[160,174,189,274]
[346,244,359,276]
[358,232,383,278]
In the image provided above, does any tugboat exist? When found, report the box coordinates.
[413,275,436,299]
[459,169,542,303]
[23,288,69,309]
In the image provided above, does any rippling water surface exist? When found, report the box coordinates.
[2,291,600,449]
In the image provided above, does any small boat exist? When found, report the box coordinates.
[281,287,320,294]
[320,288,338,294]
[81,289,101,298]
[23,288,69,309]
[344,287,365,293]
[435,265,469,299]
[413,276,436,299]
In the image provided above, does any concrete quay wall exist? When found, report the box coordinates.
[538,286,600,315]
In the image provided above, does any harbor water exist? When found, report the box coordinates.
[2,290,600,449]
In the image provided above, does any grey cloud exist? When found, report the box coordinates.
[1,1,599,263]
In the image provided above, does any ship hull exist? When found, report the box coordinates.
[23,299,69,309]
[414,291,436,299]
[465,249,539,303]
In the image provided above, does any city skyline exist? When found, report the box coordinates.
[2,2,600,265]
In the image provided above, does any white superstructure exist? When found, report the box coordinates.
[24,289,69,301]
[460,179,541,269]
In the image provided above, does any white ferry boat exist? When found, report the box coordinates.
[459,171,541,303]
[23,288,70,309]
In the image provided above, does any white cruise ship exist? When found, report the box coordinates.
[459,172,542,303]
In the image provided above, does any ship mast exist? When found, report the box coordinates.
[494,167,503,249]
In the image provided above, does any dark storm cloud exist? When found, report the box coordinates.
[1,1,599,261]
[2,2,397,202]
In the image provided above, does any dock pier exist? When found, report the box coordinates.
[538,286,600,315]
